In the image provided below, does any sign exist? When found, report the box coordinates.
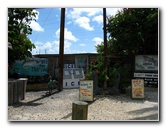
[63,79,80,88]
[131,79,144,99]
[76,56,88,71]
[10,57,48,76]
[135,55,158,71]
[61,68,85,89]
[79,80,93,101]
[64,64,75,68]
[134,73,158,78]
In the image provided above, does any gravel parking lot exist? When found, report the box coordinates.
[8,86,159,121]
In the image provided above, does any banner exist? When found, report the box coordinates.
[79,80,93,101]
[131,79,144,99]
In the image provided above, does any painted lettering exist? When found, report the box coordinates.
[87,86,92,89]
[71,82,74,86]
[31,67,47,72]
[81,84,88,86]
[84,90,90,92]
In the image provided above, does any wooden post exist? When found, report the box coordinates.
[13,81,19,103]
[103,8,108,91]
[58,8,65,92]
[18,78,28,100]
[8,81,14,105]
[72,101,88,120]
[8,78,28,105]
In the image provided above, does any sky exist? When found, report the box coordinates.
[28,8,122,55]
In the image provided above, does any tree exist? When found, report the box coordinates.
[93,8,158,88]
[106,8,158,56]
[8,8,37,65]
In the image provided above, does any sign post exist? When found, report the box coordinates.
[131,79,145,99]
[79,80,93,101]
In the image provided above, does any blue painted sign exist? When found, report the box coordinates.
[10,57,48,76]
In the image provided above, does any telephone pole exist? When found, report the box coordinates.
[103,8,108,91]
[58,8,65,92]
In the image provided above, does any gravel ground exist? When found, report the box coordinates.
[8,86,159,121]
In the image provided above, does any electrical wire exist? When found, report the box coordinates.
[33,8,54,43]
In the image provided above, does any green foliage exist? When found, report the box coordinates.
[93,8,158,88]
[8,8,37,65]
[108,63,132,88]
[106,8,158,56]
[85,54,132,88]
[86,8,158,88]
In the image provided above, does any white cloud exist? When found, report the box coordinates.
[85,8,102,16]
[106,8,123,16]
[67,8,122,31]
[39,42,54,54]
[43,42,52,50]
[67,8,102,19]
[71,50,87,54]
[93,37,103,46]
[54,40,72,54]
[32,39,89,55]
[67,21,72,25]
[64,40,72,53]
[55,28,78,42]
[92,15,103,24]
[79,43,86,46]
[32,10,39,20]
[29,10,44,32]
[75,17,94,31]
[30,21,44,32]
[33,41,43,46]
[67,8,101,31]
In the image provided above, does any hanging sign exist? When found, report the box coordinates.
[131,79,145,99]
[79,80,93,101]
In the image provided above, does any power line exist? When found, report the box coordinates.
[33,8,54,42]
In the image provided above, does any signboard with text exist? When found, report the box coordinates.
[79,80,93,101]
[62,68,85,89]
[9,57,48,76]
[131,79,144,99]
[135,55,158,71]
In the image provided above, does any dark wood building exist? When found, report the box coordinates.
[34,53,98,78]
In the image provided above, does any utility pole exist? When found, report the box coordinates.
[58,8,65,92]
[103,8,108,91]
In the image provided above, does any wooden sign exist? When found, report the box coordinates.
[79,80,93,101]
[131,79,144,99]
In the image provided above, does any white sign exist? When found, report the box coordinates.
[131,79,144,99]
[79,80,93,101]
[135,55,158,71]
[62,68,85,89]
[63,79,80,88]
[134,73,158,78]
[64,64,75,68]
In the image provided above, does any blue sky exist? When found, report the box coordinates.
[28,8,122,55]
